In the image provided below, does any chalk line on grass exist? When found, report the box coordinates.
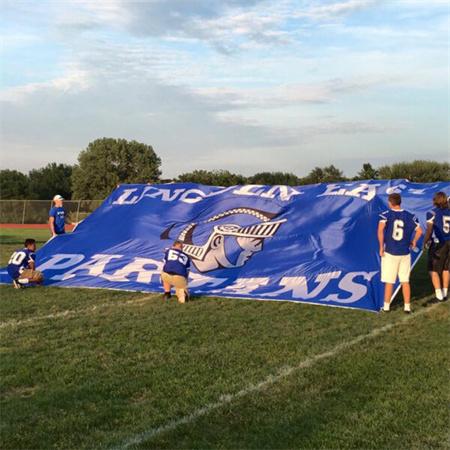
[0,294,157,329]
[113,300,442,450]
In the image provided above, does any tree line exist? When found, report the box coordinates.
[0,138,448,200]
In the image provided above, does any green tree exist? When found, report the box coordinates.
[0,170,29,199]
[354,163,379,180]
[378,160,450,182]
[72,138,161,199]
[249,172,300,186]
[178,169,247,186]
[300,165,347,184]
[28,163,73,199]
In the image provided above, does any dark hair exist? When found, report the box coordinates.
[433,191,449,209]
[24,238,36,247]
[388,193,402,206]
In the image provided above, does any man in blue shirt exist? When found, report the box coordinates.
[423,191,450,301]
[378,193,422,313]
[49,194,67,237]
[7,238,44,288]
[161,241,191,303]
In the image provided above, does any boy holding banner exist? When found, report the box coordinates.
[161,241,191,303]
[423,191,450,301]
[378,193,422,313]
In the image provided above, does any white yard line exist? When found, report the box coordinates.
[113,300,442,450]
[0,294,157,329]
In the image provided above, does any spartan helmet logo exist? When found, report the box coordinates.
[160,208,286,273]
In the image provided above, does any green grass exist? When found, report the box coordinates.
[0,228,448,449]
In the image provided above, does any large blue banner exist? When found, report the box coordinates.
[1,180,449,311]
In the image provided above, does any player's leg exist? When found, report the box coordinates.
[429,243,445,300]
[28,270,44,285]
[400,283,411,312]
[160,272,172,300]
[381,253,399,311]
[384,284,394,311]
[441,242,450,299]
[398,254,412,312]
[172,276,188,304]
[17,269,32,287]
[175,288,186,303]
[12,278,23,289]
[16,269,43,287]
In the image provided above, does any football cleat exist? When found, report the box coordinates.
[12,280,22,289]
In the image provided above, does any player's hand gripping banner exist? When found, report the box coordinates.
[2,180,449,311]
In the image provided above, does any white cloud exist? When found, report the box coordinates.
[0,65,90,103]
[298,0,376,19]
[0,0,447,177]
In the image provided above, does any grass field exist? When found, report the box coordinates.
[0,228,449,449]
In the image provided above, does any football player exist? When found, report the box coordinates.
[161,241,191,303]
[423,192,450,301]
[378,193,422,313]
[7,238,44,288]
[49,194,67,237]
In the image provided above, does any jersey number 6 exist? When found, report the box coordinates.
[392,219,404,241]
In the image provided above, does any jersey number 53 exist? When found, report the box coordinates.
[167,249,188,265]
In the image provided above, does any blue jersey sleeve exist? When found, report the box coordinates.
[379,210,389,222]
[412,215,420,229]
[426,210,435,223]
[28,251,36,263]
[49,207,56,218]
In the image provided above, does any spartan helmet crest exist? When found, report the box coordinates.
[160,207,286,273]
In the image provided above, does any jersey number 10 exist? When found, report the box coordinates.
[8,251,26,265]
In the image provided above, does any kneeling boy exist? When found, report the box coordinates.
[161,241,191,303]
[378,193,422,313]
[7,238,44,288]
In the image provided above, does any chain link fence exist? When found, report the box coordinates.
[0,200,104,224]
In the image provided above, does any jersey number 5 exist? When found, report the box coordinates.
[443,216,450,234]
[392,220,404,241]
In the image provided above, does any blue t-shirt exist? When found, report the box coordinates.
[379,209,420,256]
[426,207,450,243]
[7,248,35,279]
[49,206,66,234]
[163,248,190,277]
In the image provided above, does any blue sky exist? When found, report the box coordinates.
[0,0,448,178]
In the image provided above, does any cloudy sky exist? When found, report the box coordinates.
[0,0,448,178]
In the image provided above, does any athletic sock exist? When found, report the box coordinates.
[435,289,444,300]
[443,288,448,298]
[404,303,411,312]
[383,302,390,311]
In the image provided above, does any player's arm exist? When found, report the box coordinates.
[186,257,191,276]
[28,254,36,270]
[423,214,434,249]
[49,208,56,236]
[49,216,56,236]
[411,220,423,249]
[377,218,386,257]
